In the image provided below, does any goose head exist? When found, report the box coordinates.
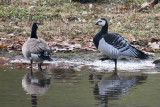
[32,22,39,31]
[95,18,107,26]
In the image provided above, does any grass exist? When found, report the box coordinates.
[0,28,24,34]
[0,0,159,49]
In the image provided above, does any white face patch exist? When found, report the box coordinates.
[36,23,39,28]
[96,19,106,26]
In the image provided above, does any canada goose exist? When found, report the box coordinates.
[93,18,149,70]
[22,22,52,70]
[22,70,51,95]
[22,70,51,106]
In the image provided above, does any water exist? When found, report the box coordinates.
[0,64,160,107]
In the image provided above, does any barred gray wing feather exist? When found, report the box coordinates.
[103,33,130,52]
[103,33,148,59]
[121,46,148,59]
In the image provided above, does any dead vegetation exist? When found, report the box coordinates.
[0,0,159,52]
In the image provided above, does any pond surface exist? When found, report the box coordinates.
[0,64,160,107]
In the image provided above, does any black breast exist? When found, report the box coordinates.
[93,32,103,49]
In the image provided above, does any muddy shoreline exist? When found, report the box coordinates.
[0,49,159,72]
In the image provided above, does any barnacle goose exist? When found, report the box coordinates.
[22,22,52,70]
[93,18,149,70]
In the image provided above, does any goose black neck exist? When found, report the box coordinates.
[31,27,38,39]
[101,24,108,34]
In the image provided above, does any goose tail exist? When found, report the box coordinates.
[122,46,149,59]
[39,50,53,61]
[137,50,149,59]
[131,46,149,59]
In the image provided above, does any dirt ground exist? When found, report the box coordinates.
[0,0,160,53]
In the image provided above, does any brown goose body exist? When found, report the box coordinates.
[22,38,50,62]
[22,22,52,70]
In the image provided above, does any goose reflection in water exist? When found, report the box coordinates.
[22,70,51,107]
[47,65,76,79]
[153,60,160,71]
[90,72,148,107]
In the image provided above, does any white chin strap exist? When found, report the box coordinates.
[97,19,106,26]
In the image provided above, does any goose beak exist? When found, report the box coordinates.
[95,22,99,25]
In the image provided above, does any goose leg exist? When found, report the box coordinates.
[31,94,37,106]
[30,57,33,69]
[29,58,33,74]
[114,59,117,71]
[38,62,43,71]
[30,67,33,74]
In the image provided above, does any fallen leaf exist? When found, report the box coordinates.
[143,48,154,52]
[48,42,57,49]
[126,34,136,43]
[8,41,25,50]
[120,7,133,10]
[148,42,160,50]
[74,44,82,49]
[73,37,84,41]
[0,57,10,63]
[0,44,7,48]
[15,64,26,69]
[0,65,6,69]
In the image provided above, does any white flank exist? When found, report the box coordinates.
[98,38,119,59]
[30,53,41,62]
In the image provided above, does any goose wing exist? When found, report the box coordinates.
[25,38,50,54]
[103,33,130,52]
[103,33,148,59]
